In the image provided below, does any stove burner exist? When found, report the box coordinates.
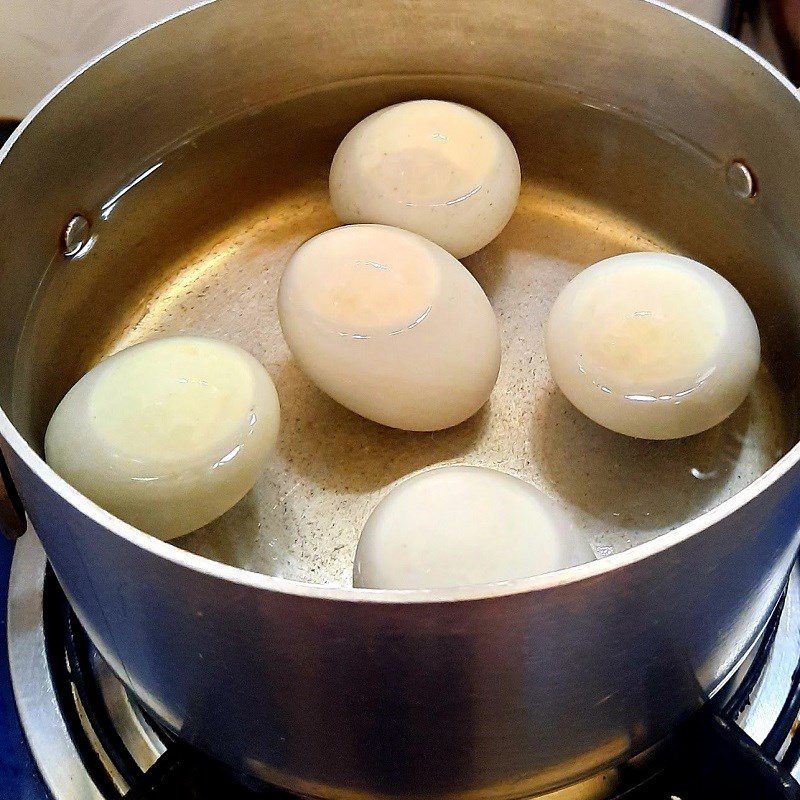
[7,528,800,800]
[42,567,281,800]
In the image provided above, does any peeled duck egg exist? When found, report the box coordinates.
[545,252,760,440]
[353,465,595,590]
[330,100,521,258]
[278,224,500,431]
[45,336,280,541]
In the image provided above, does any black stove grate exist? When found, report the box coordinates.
[43,568,290,800]
[42,566,800,800]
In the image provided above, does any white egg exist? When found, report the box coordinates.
[545,252,760,440]
[329,100,521,259]
[278,224,500,431]
[353,465,595,590]
[44,336,280,541]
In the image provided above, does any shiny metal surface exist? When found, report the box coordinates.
[740,564,800,748]
[726,160,759,199]
[1,1,800,797]
[8,530,800,799]
[6,532,105,800]
[61,214,92,259]
[8,535,620,800]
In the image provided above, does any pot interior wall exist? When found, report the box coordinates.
[3,73,799,586]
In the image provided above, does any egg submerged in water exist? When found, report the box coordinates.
[278,224,501,431]
[545,252,761,440]
[353,465,595,590]
[330,100,521,258]
[44,335,280,541]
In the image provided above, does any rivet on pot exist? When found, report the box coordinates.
[61,214,92,259]
[726,160,757,200]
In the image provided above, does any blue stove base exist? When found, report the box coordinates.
[1,537,49,800]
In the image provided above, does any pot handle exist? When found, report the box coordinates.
[0,446,26,540]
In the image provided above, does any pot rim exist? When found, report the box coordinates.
[2,0,799,604]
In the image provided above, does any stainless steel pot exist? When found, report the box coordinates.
[2,1,800,797]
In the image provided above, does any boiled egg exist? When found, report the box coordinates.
[329,100,521,258]
[278,224,500,431]
[545,252,760,440]
[45,336,280,541]
[353,465,595,589]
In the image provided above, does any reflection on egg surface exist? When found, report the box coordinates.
[545,252,760,440]
[45,336,280,541]
[354,465,596,590]
[278,224,500,431]
[330,100,521,258]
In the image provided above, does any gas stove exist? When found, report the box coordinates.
[3,7,800,795]
[2,525,800,800]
